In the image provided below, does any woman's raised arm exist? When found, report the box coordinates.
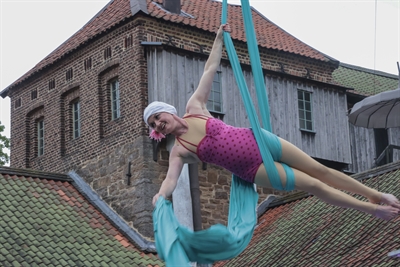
[186,24,231,115]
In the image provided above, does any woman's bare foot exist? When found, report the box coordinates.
[380,193,400,209]
[374,205,400,220]
[369,193,400,209]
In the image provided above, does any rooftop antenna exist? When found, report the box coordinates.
[398,62,400,88]
[373,0,377,95]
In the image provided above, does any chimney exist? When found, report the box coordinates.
[163,0,181,14]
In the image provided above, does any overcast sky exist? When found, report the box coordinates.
[1,0,399,159]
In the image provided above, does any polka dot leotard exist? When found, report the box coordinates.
[176,114,263,183]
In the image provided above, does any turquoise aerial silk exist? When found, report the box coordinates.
[222,0,294,191]
[153,0,294,266]
[153,176,257,265]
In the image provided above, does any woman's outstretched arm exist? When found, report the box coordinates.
[152,146,197,206]
[186,24,231,115]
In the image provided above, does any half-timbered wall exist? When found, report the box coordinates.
[147,48,351,165]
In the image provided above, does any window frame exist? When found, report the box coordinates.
[72,100,81,139]
[15,98,22,109]
[110,79,121,120]
[297,90,315,133]
[207,71,223,114]
[66,68,73,81]
[37,119,44,156]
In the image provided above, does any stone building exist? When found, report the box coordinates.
[1,0,399,240]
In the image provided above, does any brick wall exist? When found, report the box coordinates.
[8,16,334,237]
[9,17,159,237]
[144,21,335,84]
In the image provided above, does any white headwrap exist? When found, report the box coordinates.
[143,101,177,127]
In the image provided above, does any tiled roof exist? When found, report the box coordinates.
[1,0,132,96]
[214,161,400,267]
[333,62,399,96]
[0,167,164,267]
[2,0,333,96]
[148,0,331,61]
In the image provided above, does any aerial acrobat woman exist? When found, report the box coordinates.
[144,23,400,221]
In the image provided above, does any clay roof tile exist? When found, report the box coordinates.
[2,0,333,95]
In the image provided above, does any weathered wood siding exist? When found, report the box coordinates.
[346,126,400,174]
[346,125,376,173]
[389,127,400,163]
[266,77,351,164]
[147,49,352,164]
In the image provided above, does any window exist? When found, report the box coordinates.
[124,34,133,49]
[31,88,38,100]
[298,90,314,131]
[15,98,22,109]
[66,68,73,81]
[37,120,44,156]
[104,46,112,60]
[84,57,92,71]
[374,129,390,166]
[72,101,81,139]
[110,79,120,120]
[207,72,222,113]
[48,79,55,90]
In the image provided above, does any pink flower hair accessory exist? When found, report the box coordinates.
[149,129,166,142]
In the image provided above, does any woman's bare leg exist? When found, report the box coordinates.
[254,162,400,220]
[278,138,400,208]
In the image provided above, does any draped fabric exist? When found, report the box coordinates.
[152,1,294,266]
[222,0,293,191]
[153,175,258,265]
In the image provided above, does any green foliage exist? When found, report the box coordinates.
[0,121,10,166]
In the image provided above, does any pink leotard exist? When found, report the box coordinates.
[176,114,262,183]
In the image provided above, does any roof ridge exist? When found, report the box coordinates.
[0,166,71,181]
[351,160,400,180]
[340,62,399,79]
[68,170,156,252]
